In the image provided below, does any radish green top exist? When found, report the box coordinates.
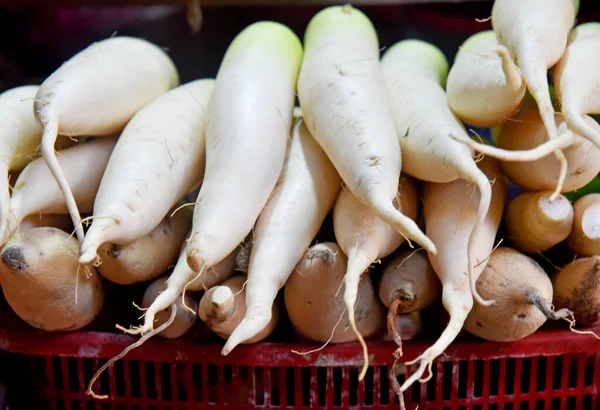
[459,30,497,52]
[382,39,449,88]
[303,4,379,50]
[569,22,600,42]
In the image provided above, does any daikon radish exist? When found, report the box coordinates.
[554,22,600,149]
[504,191,573,254]
[221,118,341,355]
[35,36,179,245]
[464,247,571,342]
[185,23,302,280]
[0,85,74,241]
[141,276,197,339]
[79,79,214,264]
[566,194,600,257]
[457,0,578,195]
[334,174,418,379]
[495,105,600,193]
[399,157,507,392]
[5,136,117,242]
[138,234,237,334]
[379,249,441,336]
[284,242,385,344]
[446,30,526,127]
[0,227,104,331]
[297,5,435,255]
[19,214,73,233]
[553,256,600,327]
[382,39,492,306]
[96,207,192,285]
[199,274,279,343]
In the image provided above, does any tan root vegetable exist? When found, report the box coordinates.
[552,256,600,327]
[141,276,197,339]
[497,105,600,193]
[504,191,574,254]
[96,207,192,285]
[566,194,600,257]
[284,242,385,344]
[0,227,104,331]
[378,249,441,341]
[464,247,572,342]
[198,274,278,342]
[399,157,507,392]
[19,214,73,233]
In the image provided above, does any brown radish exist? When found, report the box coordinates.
[79,79,214,264]
[141,276,197,339]
[35,37,179,245]
[221,118,341,355]
[399,157,507,392]
[198,274,278,343]
[382,39,493,307]
[553,22,600,149]
[284,242,385,344]
[5,136,118,243]
[19,214,73,233]
[297,6,435,256]
[185,22,302,286]
[504,191,574,254]
[96,206,192,285]
[446,30,526,127]
[378,249,441,343]
[464,247,572,342]
[566,194,600,257]
[552,256,600,327]
[495,105,600,193]
[334,174,418,378]
[0,227,104,331]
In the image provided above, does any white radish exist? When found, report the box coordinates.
[553,22,600,149]
[185,22,302,280]
[34,36,180,245]
[334,174,418,379]
[79,79,213,264]
[297,5,435,255]
[221,118,341,355]
[446,30,526,127]
[381,39,493,306]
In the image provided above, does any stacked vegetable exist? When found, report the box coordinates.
[0,1,598,405]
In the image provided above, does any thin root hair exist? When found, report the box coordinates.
[291,306,347,356]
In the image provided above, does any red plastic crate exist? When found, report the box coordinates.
[1,306,600,410]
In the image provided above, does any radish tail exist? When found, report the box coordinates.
[343,251,374,381]
[459,163,493,306]
[79,220,117,265]
[526,289,573,320]
[492,45,522,90]
[40,115,85,246]
[375,198,437,255]
[563,106,600,149]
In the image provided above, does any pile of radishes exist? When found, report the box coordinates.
[0,0,598,402]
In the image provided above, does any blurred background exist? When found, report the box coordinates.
[0,0,599,92]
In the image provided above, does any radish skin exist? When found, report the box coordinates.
[566,194,600,257]
[19,214,73,233]
[221,118,341,355]
[504,191,573,254]
[97,207,192,285]
[464,247,571,342]
[382,39,492,306]
[496,106,600,193]
[0,227,104,331]
[186,22,302,278]
[34,36,179,245]
[5,136,117,242]
[79,79,214,264]
[399,157,507,392]
[554,23,600,149]
[446,30,526,127]
[141,276,197,339]
[334,174,418,379]
[199,275,279,343]
[297,5,435,255]
[284,242,385,344]
[553,256,600,327]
